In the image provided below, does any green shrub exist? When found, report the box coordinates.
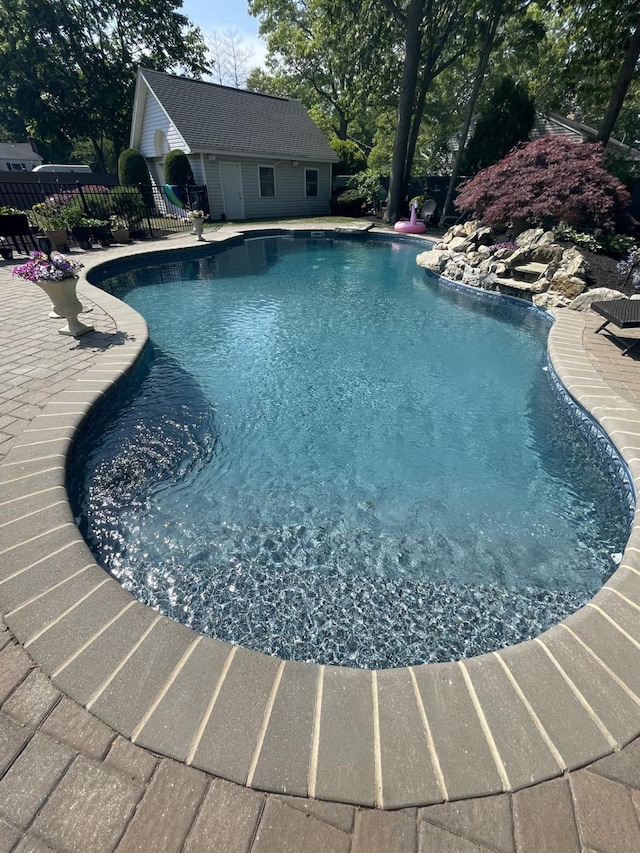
[331,188,367,216]
[118,148,151,187]
[109,186,147,227]
[80,189,112,221]
[553,224,601,252]
[554,223,638,258]
[348,170,387,212]
[164,150,195,187]
[461,77,536,175]
[597,233,638,258]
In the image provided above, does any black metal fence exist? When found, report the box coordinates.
[0,179,210,254]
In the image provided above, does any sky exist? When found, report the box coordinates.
[180,0,269,71]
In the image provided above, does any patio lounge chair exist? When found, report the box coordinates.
[420,198,438,227]
[592,298,640,355]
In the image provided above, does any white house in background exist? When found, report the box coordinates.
[129,68,339,221]
[0,142,43,172]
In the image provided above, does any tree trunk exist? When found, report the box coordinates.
[404,65,436,190]
[385,0,424,222]
[597,22,640,146]
[440,4,502,226]
[336,111,348,141]
[90,138,106,173]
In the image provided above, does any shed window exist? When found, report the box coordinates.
[305,168,318,197]
[259,166,275,197]
[7,162,27,171]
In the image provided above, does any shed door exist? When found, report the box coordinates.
[220,162,245,220]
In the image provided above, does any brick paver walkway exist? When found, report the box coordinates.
[2,229,640,851]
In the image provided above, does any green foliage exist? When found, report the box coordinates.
[348,170,387,211]
[308,105,335,142]
[461,77,536,175]
[528,0,640,139]
[118,149,151,187]
[331,188,367,216]
[31,201,71,231]
[79,186,112,221]
[554,226,637,258]
[330,138,367,175]
[248,0,394,142]
[109,186,147,227]
[0,0,209,171]
[456,136,633,233]
[69,138,116,174]
[552,224,601,252]
[597,232,638,258]
[164,150,195,187]
[604,149,640,188]
[367,110,396,173]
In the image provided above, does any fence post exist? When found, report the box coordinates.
[76,181,89,215]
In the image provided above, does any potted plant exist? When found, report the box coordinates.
[71,221,93,249]
[187,209,207,241]
[109,215,130,244]
[0,206,31,243]
[109,186,147,238]
[0,238,13,260]
[64,205,93,249]
[12,251,93,337]
[86,218,111,247]
[31,200,71,251]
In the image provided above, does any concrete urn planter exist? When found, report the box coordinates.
[35,277,94,337]
[191,217,205,241]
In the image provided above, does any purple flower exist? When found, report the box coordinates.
[617,248,640,278]
[12,251,83,283]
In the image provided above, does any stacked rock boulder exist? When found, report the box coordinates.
[416,220,625,309]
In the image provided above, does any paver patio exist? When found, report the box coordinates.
[2,225,640,850]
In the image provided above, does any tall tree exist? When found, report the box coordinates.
[460,76,536,174]
[597,20,640,145]
[439,0,541,225]
[530,0,639,144]
[378,0,471,222]
[248,0,395,141]
[0,0,208,171]
[206,28,255,88]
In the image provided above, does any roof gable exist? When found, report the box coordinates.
[531,114,639,159]
[137,69,338,162]
[0,142,42,162]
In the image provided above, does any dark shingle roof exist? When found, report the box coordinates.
[141,69,338,162]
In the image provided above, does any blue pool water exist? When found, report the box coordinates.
[72,235,632,667]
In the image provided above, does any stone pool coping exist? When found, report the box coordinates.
[2,225,640,810]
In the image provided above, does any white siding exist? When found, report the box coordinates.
[139,93,184,157]
[203,159,224,218]
[190,157,204,184]
[213,158,331,220]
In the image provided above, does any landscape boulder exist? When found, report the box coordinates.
[417,222,592,304]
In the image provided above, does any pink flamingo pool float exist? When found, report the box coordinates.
[393,200,426,234]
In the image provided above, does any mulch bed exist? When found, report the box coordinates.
[581,249,634,296]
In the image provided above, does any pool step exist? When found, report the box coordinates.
[510,261,550,279]
[493,275,548,294]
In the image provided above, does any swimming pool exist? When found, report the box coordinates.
[71,234,632,667]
